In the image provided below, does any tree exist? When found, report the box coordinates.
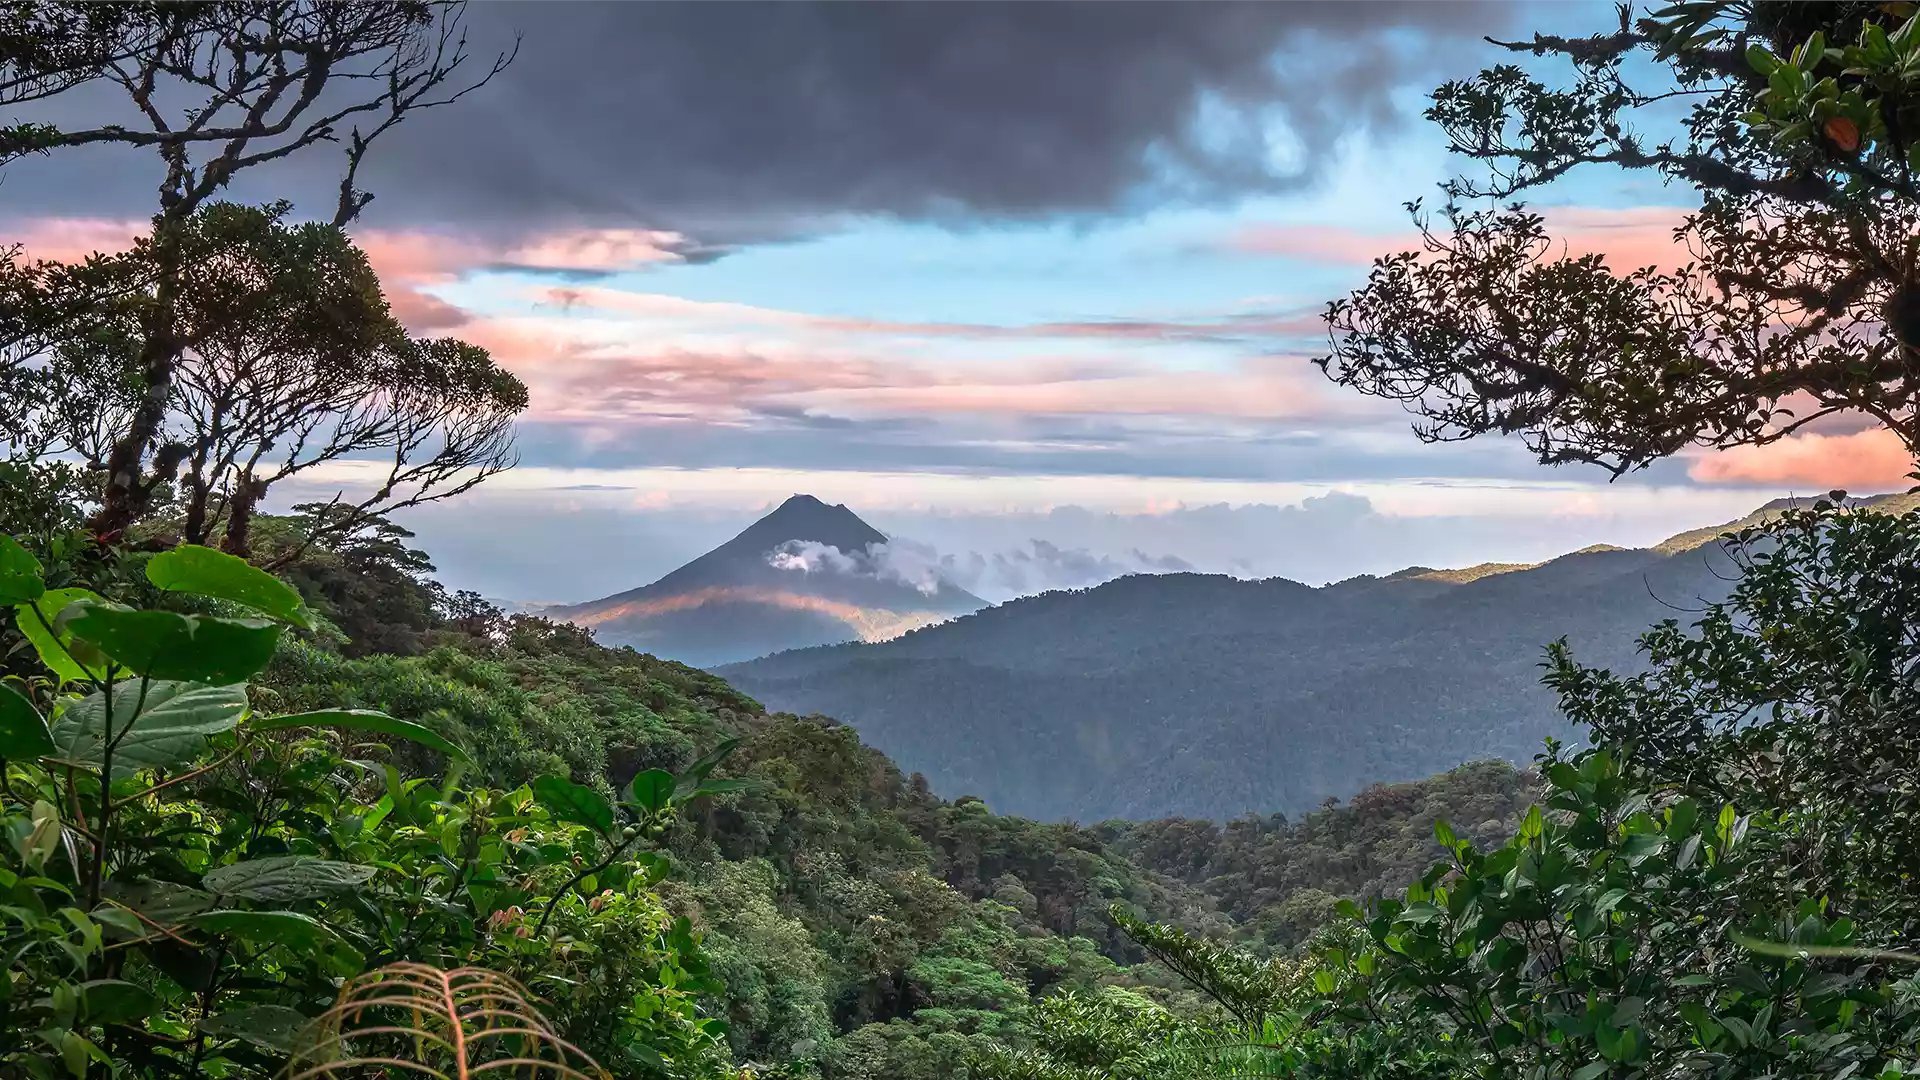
[1549,496,1920,918]
[0,4,157,121]
[21,203,528,557]
[0,1,512,530]
[1321,3,1920,476]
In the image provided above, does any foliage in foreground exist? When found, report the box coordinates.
[0,536,739,1077]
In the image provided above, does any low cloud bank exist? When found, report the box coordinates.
[770,536,1194,600]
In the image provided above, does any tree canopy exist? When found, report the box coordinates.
[4,203,527,555]
[1322,1,1920,476]
[0,0,512,530]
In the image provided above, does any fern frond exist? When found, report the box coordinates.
[284,962,610,1080]
[1108,905,1299,1026]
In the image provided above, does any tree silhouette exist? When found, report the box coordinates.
[1322,3,1920,477]
[0,1,513,530]
[23,203,526,556]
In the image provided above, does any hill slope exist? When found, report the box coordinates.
[550,494,984,667]
[263,583,1531,1076]
[720,495,1897,822]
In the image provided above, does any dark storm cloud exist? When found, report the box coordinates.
[0,2,1509,240]
[367,1,1507,234]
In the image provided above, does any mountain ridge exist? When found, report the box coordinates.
[720,492,1912,822]
[550,494,983,668]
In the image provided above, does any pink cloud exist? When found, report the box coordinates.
[350,230,495,332]
[1689,427,1913,489]
[799,356,1324,420]
[5,215,700,333]
[1546,207,1693,272]
[503,229,690,272]
[533,284,1314,344]
[1226,223,1416,264]
[6,217,145,263]
[356,227,697,332]
[459,307,1335,428]
[1226,206,1694,272]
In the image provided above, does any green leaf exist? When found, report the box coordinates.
[48,681,248,777]
[79,980,158,1025]
[191,909,361,970]
[677,737,741,790]
[146,545,312,629]
[627,1043,667,1070]
[202,856,375,903]
[628,768,675,813]
[0,682,54,759]
[99,879,216,937]
[59,1029,99,1077]
[0,534,44,604]
[1729,931,1920,964]
[14,587,110,684]
[534,775,615,834]
[1518,805,1545,843]
[690,777,754,799]
[251,709,468,761]
[64,603,281,684]
[200,1005,311,1053]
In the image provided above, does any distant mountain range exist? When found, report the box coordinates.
[720,494,1913,823]
[550,494,983,667]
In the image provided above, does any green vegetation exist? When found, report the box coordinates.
[992,499,1920,1080]
[0,535,733,1077]
[9,1,1920,1077]
[990,2,1920,1076]
[0,512,1262,1077]
[1104,761,1535,950]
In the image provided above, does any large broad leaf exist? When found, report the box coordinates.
[191,910,363,972]
[251,709,468,762]
[99,879,216,938]
[0,682,54,759]
[628,768,675,813]
[146,545,312,629]
[14,588,110,684]
[533,775,614,834]
[200,1005,311,1053]
[64,603,281,684]
[688,777,755,799]
[674,737,741,797]
[0,535,44,604]
[202,856,375,903]
[78,980,158,1025]
[48,681,248,777]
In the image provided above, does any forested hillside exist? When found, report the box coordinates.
[9,1,1920,1078]
[1102,761,1536,949]
[1,501,1527,1077]
[253,519,1232,1075]
[723,520,1761,821]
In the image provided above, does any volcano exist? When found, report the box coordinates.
[549,495,983,667]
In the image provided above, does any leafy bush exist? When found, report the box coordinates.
[0,535,739,1077]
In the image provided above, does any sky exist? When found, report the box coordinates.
[5,2,1903,604]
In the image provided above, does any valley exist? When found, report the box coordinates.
[720,495,1893,821]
